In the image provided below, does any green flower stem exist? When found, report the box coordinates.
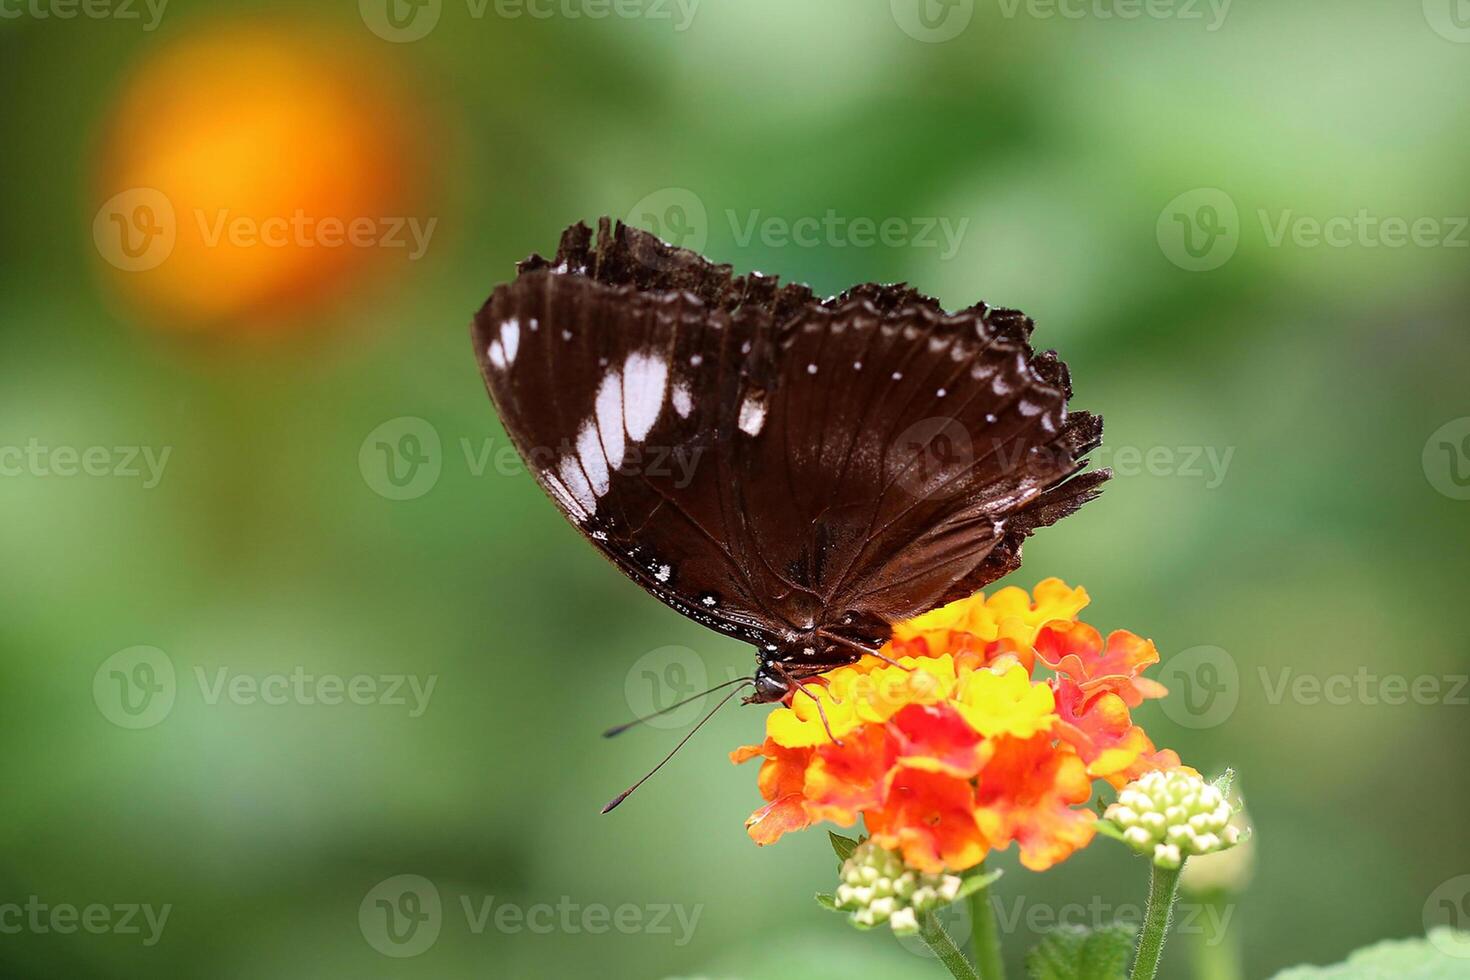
[1132,862,1184,980]
[918,911,979,980]
[968,864,1006,980]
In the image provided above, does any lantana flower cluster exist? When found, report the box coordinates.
[731,579,1181,874]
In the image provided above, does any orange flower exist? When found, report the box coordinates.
[866,767,990,874]
[1035,622,1169,708]
[732,579,1183,875]
[974,734,1096,871]
[730,739,814,844]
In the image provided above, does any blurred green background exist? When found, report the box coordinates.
[3,0,1469,976]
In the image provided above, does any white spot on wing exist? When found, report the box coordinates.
[738,394,767,436]
[544,471,589,522]
[577,421,609,496]
[655,564,671,583]
[487,341,506,370]
[500,318,520,365]
[672,382,693,418]
[596,371,626,468]
[622,352,668,441]
[557,457,597,516]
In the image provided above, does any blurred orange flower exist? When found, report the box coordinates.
[93,22,433,333]
[732,578,1180,874]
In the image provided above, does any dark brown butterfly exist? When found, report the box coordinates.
[472,219,1107,807]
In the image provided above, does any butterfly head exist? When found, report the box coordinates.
[748,664,792,704]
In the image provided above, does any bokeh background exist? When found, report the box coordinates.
[3,0,1469,976]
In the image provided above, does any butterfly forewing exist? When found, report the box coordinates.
[473,220,1107,666]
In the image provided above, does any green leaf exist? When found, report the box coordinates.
[828,831,860,862]
[1025,923,1138,980]
[814,892,839,911]
[1268,930,1470,978]
[953,868,1004,902]
[1092,819,1128,843]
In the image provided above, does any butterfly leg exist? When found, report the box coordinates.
[817,632,915,673]
[770,663,843,747]
[865,649,915,672]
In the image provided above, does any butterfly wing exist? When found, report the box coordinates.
[730,292,1105,637]
[472,220,1106,655]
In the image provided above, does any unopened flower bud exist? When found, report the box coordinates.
[1106,770,1245,869]
[831,840,969,935]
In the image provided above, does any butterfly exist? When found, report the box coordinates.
[472,219,1108,806]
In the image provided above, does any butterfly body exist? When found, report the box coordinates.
[473,220,1107,706]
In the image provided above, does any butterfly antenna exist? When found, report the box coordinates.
[602,676,757,738]
[601,682,750,814]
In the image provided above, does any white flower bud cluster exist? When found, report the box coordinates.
[1105,770,1241,870]
[833,840,963,935]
